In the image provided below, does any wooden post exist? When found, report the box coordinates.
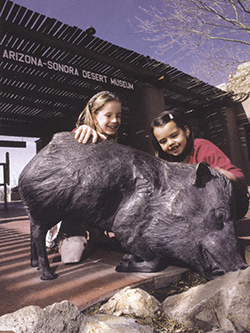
[2,152,10,210]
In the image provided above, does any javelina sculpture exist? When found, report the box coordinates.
[18,132,247,280]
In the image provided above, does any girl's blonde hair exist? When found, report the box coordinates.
[76,91,121,141]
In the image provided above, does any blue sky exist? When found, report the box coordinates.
[8,0,196,78]
[10,0,159,58]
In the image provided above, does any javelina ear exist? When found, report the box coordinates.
[193,162,212,187]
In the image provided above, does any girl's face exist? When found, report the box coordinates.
[94,100,122,137]
[153,120,190,157]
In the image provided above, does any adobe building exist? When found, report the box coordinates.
[0,0,250,183]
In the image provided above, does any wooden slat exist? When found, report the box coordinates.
[12,6,26,25]
[39,17,57,34]
[25,11,39,29]
[32,14,46,31]
[6,2,18,22]
[0,0,12,20]
[19,9,33,26]
[0,0,8,14]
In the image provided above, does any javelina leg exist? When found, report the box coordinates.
[113,191,165,273]
[30,222,38,268]
[30,219,58,280]
[116,254,164,272]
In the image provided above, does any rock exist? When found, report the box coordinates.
[163,266,250,332]
[0,298,153,333]
[100,286,161,318]
[43,300,85,332]
[207,329,233,333]
[0,306,45,333]
[0,301,84,333]
[80,313,154,333]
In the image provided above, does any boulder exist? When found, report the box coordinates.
[163,266,250,332]
[80,313,154,333]
[43,301,85,332]
[0,301,84,333]
[0,306,44,333]
[100,286,161,318]
[207,330,234,333]
[0,298,154,333]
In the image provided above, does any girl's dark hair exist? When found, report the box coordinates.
[150,110,194,162]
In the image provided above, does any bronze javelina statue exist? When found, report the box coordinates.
[18,132,247,280]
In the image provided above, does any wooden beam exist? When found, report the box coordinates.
[0,140,26,147]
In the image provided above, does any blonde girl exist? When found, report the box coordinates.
[74,91,122,143]
[47,91,122,252]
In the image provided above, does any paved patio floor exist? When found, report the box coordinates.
[0,201,189,316]
[1,200,250,317]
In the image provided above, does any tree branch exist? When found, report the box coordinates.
[133,0,250,84]
[236,0,250,14]
[187,28,250,45]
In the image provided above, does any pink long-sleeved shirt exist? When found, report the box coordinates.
[188,138,246,188]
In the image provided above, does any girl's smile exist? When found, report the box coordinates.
[94,100,122,137]
[153,120,190,157]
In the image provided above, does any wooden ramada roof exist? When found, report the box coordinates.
[0,0,232,138]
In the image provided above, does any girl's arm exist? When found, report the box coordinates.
[192,139,247,189]
[213,167,241,188]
